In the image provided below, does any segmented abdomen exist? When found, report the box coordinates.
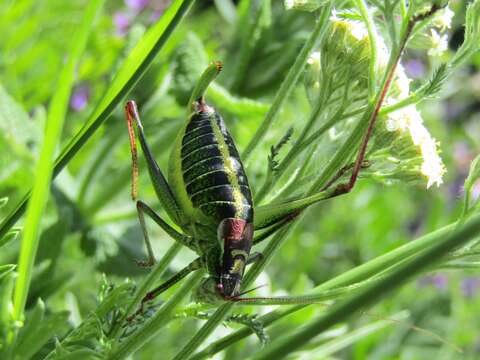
[181,110,253,224]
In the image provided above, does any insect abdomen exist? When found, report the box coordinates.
[180,108,253,224]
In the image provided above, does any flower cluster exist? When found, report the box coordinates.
[306,9,446,188]
[374,61,446,188]
[410,5,454,57]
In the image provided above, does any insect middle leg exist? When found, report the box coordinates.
[135,200,194,267]
[128,257,203,321]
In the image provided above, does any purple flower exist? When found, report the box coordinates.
[70,86,90,112]
[418,274,449,291]
[431,274,448,290]
[404,59,426,79]
[150,4,169,22]
[461,277,480,299]
[125,0,150,11]
[114,12,130,35]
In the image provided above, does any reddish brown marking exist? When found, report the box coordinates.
[223,218,247,241]
[125,101,139,201]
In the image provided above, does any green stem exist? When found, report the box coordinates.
[107,270,204,359]
[251,215,480,359]
[189,217,459,360]
[354,0,378,101]
[242,3,333,161]
[10,0,103,342]
[0,0,196,241]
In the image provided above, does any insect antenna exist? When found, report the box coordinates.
[229,284,267,300]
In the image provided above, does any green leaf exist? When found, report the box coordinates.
[0,84,41,151]
[13,298,70,359]
[0,0,196,241]
[0,271,15,343]
[11,0,104,339]
[0,227,20,249]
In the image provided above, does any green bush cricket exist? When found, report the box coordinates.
[124,61,375,319]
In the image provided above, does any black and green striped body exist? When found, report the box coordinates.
[169,101,254,297]
[169,102,253,237]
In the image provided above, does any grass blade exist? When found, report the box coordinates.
[10,0,104,340]
[188,217,461,359]
[0,0,196,240]
[251,212,480,359]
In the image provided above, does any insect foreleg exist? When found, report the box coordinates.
[246,252,263,265]
[135,201,156,267]
[128,257,203,321]
[125,101,185,226]
[137,201,194,248]
[135,201,194,267]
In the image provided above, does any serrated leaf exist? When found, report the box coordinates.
[0,272,15,335]
[0,227,20,249]
[460,154,480,219]
[0,265,16,281]
[421,63,448,98]
[14,305,71,360]
[0,84,41,151]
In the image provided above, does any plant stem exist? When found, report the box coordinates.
[189,216,460,360]
[354,0,378,101]
[242,2,333,161]
[9,0,103,347]
[251,213,480,359]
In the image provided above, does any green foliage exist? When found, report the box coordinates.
[1,1,480,359]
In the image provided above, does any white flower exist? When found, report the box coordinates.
[433,6,455,31]
[375,35,390,68]
[307,51,320,65]
[386,105,446,188]
[285,0,319,11]
[428,29,449,57]
[394,64,411,99]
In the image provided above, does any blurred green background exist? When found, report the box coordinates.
[1,0,480,358]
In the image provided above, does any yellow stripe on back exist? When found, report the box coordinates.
[208,111,244,217]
